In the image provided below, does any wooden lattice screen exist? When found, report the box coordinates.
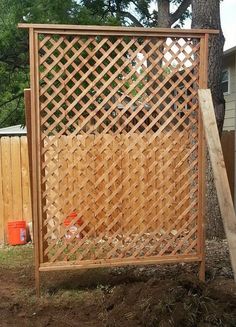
[19,24,217,292]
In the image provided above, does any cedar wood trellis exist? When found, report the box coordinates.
[19,24,218,294]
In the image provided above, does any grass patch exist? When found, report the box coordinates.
[0,244,33,268]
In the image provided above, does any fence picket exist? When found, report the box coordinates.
[1,137,13,241]
[11,137,23,221]
[21,136,32,222]
[0,134,195,244]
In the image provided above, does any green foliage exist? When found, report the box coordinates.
[0,0,190,127]
[81,0,153,26]
[0,0,110,127]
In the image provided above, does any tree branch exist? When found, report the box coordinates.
[120,11,143,27]
[170,0,191,26]
[0,96,22,127]
[0,93,23,108]
[130,0,151,20]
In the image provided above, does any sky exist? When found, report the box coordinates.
[221,0,236,50]
[182,0,236,50]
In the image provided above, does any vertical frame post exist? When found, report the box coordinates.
[33,30,47,265]
[198,33,209,281]
[29,28,41,296]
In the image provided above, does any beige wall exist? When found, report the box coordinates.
[223,53,236,131]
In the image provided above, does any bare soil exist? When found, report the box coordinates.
[0,240,236,326]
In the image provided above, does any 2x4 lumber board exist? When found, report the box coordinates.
[18,23,219,35]
[26,30,214,39]
[29,28,40,296]
[39,255,201,272]
[198,89,236,281]
[198,35,209,281]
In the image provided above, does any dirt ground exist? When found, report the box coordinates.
[0,240,236,327]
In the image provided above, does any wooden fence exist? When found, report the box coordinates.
[0,132,234,245]
[0,132,192,244]
[0,136,31,243]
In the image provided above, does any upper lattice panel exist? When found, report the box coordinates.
[38,34,200,137]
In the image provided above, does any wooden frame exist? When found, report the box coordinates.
[19,24,213,295]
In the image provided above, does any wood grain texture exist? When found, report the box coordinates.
[11,137,23,220]
[0,137,32,243]
[1,137,13,242]
[197,35,208,282]
[21,136,32,222]
[198,89,236,281]
[18,23,219,35]
[29,27,41,296]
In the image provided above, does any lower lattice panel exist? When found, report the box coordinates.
[41,131,199,264]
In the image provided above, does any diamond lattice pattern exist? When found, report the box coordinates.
[37,34,200,264]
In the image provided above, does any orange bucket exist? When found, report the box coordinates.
[8,221,27,245]
[64,212,83,227]
[64,212,83,240]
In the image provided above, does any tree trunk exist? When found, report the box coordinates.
[157,0,171,27]
[192,0,225,133]
[192,0,226,239]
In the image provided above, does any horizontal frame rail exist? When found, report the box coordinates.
[39,255,202,272]
[18,23,219,36]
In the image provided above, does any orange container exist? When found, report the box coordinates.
[64,212,83,226]
[8,221,27,245]
[64,212,83,240]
